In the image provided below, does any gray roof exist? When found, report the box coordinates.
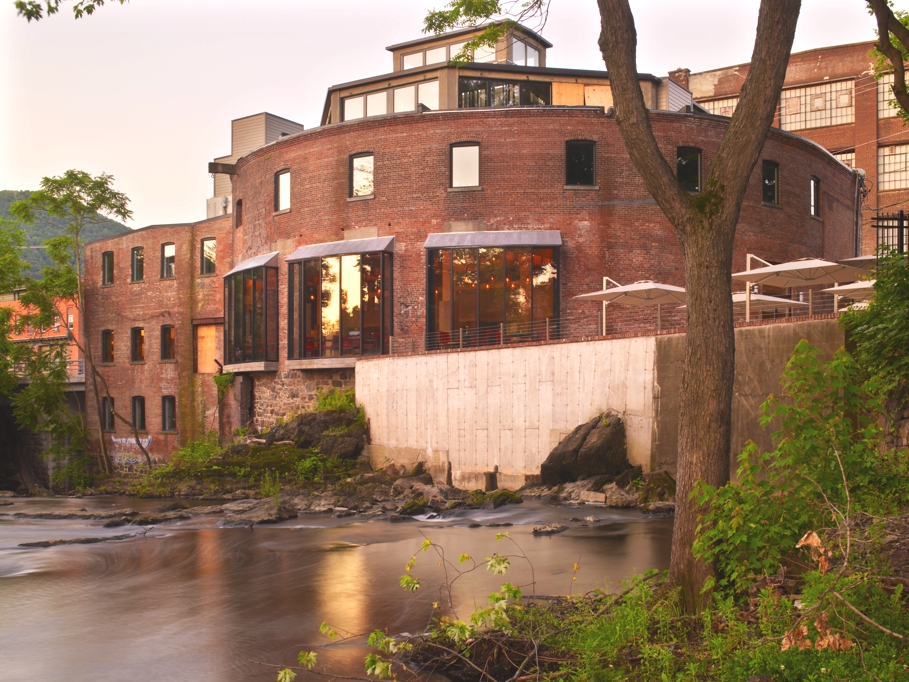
[224,251,280,277]
[423,230,561,249]
[285,236,395,261]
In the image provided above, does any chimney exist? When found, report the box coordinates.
[668,68,690,90]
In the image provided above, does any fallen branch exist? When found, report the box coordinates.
[833,591,905,640]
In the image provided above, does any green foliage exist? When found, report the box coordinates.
[313,387,357,412]
[14,0,128,23]
[693,341,908,594]
[400,497,428,515]
[212,371,235,405]
[293,449,352,483]
[841,248,909,402]
[275,668,296,682]
[258,470,281,498]
[50,452,94,490]
[869,9,909,121]
[149,432,221,480]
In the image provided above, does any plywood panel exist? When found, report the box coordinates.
[553,82,585,106]
[584,85,613,109]
[195,325,218,374]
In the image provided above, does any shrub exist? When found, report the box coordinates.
[314,387,356,412]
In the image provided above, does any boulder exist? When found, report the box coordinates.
[532,523,568,535]
[641,501,676,515]
[638,470,676,504]
[220,498,298,526]
[152,501,190,513]
[606,487,639,508]
[540,411,631,485]
[579,490,606,504]
[614,465,643,490]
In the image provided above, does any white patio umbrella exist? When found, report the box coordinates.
[575,280,685,330]
[678,292,809,312]
[821,279,876,302]
[731,258,866,315]
[837,255,877,271]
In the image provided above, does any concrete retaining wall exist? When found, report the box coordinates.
[356,318,845,489]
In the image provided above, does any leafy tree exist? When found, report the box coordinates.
[868,0,909,121]
[0,219,28,398]
[10,170,151,472]
[14,0,126,22]
[427,0,800,610]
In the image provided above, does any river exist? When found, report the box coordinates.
[0,495,673,681]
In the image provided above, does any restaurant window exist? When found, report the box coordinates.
[762,161,779,205]
[101,397,115,431]
[101,329,114,363]
[810,176,821,217]
[224,265,279,365]
[162,396,176,432]
[677,147,701,193]
[101,251,114,286]
[451,144,480,188]
[160,325,175,360]
[566,141,596,186]
[161,243,175,279]
[132,396,146,432]
[130,327,145,362]
[288,252,392,359]
[235,199,243,227]
[458,78,551,108]
[275,170,291,211]
[200,238,217,275]
[428,246,558,347]
[350,154,374,197]
[130,246,144,282]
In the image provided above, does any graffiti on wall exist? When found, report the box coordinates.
[109,435,152,466]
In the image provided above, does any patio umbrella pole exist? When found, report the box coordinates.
[657,303,661,332]
[833,283,839,314]
[809,288,813,316]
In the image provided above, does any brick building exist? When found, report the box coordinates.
[685,41,908,254]
[82,24,861,463]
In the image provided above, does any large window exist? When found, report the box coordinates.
[288,252,392,359]
[350,154,375,197]
[132,396,146,432]
[201,238,216,275]
[161,243,175,279]
[879,144,909,191]
[762,161,779,205]
[458,78,550,108]
[428,246,558,347]
[511,38,540,66]
[566,141,596,186]
[275,170,291,211]
[102,251,114,286]
[810,177,821,217]
[160,325,175,360]
[677,147,701,193]
[101,397,115,431]
[162,396,176,432]
[130,327,145,362]
[779,79,854,131]
[130,247,144,282]
[451,144,480,188]
[343,81,440,121]
[224,265,279,365]
[101,329,114,363]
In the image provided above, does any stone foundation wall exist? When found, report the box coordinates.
[250,369,355,432]
[883,395,909,452]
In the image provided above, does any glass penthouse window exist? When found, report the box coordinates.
[224,265,278,365]
[101,251,114,286]
[130,247,144,282]
[288,252,393,359]
[677,147,701,193]
[459,78,550,108]
[428,246,558,346]
[511,38,540,66]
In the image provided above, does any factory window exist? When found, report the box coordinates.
[779,80,854,131]
[235,199,243,227]
[160,243,175,279]
[224,265,279,365]
[101,329,114,363]
[762,161,779,205]
[878,73,900,119]
[131,396,146,432]
[878,143,909,191]
[130,247,144,282]
[511,38,540,67]
[162,396,176,432]
[288,252,393,359]
[458,78,551,108]
[350,154,375,197]
[101,397,115,431]
[200,238,217,275]
[130,327,145,362]
[101,251,114,286]
[834,151,855,169]
[677,147,701,193]
[428,247,559,347]
[810,177,821,217]
[275,170,291,212]
[160,325,175,361]
[699,96,738,118]
[451,143,480,188]
[566,141,596,186]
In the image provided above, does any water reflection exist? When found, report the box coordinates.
[0,499,671,682]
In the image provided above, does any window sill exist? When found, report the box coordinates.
[100,362,114,367]
[160,276,176,281]
[132,430,148,435]
[161,430,177,434]
[129,361,146,366]
[273,208,291,216]
[810,215,823,222]
[762,201,782,209]
[564,185,599,191]
[198,272,217,278]
[287,357,358,370]
[101,283,114,288]
[129,279,144,285]
[447,186,482,192]
[160,359,177,364]
[222,361,279,373]
[347,194,375,202]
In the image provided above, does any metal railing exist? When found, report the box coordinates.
[13,359,85,379]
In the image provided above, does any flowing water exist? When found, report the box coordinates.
[0,496,673,681]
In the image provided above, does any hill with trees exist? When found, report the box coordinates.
[0,190,130,276]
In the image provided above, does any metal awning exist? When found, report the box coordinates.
[423,230,562,249]
[285,236,395,261]
[223,251,280,277]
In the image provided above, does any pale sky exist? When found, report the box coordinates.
[0,0,883,228]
